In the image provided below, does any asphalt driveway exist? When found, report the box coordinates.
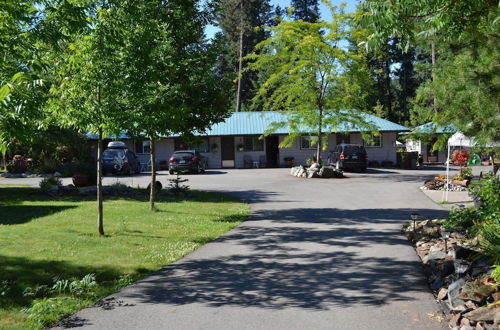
[37,168,450,329]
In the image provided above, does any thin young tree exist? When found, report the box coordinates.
[246,1,376,163]
[116,0,228,210]
[49,1,126,235]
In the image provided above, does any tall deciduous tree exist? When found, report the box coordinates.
[290,0,320,22]
[116,0,228,210]
[49,1,126,235]
[0,0,89,168]
[246,1,375,162]
[360,0,499,144]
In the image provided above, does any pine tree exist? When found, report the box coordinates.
[290,0,319,22]
[214,0,275,111]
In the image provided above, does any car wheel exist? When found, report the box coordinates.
[169,170,174,175]
[360,167,367,173]
[200,162,206,173]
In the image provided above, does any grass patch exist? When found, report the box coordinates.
[0,186,248,329]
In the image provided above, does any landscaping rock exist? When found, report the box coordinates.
[436,287,448,300]
[454,259,472,275]
[448,278,466,311]
[459,326,473,330]
[455,246,475,259]
[458,279,496,303]
[423,249,448,264]
[463,306,500,323]
[450,313,462,327]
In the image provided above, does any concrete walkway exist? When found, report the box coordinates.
[43,168,451,329]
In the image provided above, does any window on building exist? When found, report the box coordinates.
[363,134,382,147]
[243,136,264,151]
[134,140,151,154]
[336,133,350,144]
[192,138,210,153]
[300,136,318,149]
[174,139,189,151]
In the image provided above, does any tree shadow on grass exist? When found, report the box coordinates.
[0,205,77,225]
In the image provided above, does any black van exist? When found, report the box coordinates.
[102,141,141,175]
[329,144,368,172]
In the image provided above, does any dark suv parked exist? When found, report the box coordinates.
[329,144,367,172]
[102,141,141,175]
[169,150,207,174]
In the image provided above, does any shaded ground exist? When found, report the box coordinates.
[51,167,449,329]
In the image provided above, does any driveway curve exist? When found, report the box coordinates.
[55,168,448,329]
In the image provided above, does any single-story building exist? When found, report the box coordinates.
[89,111,410,169]
[405,122,457,164]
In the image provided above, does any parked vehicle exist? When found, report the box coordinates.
[102,141,141,175]
[329,144,367,172]
[169,150,207,174]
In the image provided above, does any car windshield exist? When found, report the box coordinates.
[103,149,125,159]
[173,152,194,158]
[343,146,365,154]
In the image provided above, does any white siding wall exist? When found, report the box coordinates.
[233,136,265,168]
[119,132,400,169]
[350,132,398,164]
[278,135,333,166]
[202,137,222,169]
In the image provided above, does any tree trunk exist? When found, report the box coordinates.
[431,41,437,113]
[97,127,104,236]
[384,58,392,118]
[149,136,156,211]
[316,107,323,164]
[235,24,244,112]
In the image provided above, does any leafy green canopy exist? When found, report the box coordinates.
[117,0,228,139]
[360,0,498,50]
[360,0,499,144]
[246,1,375,160]
[0,0,90,156]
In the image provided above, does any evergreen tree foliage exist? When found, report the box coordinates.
[290,0,320,23]
[212,0,277,111]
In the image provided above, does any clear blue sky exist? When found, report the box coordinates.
[205,0,358,39]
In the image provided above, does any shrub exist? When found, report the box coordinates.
[7,155,27,173]
[476,219,500,264]
[460,167,473,180]
[39,176,63,192]
[471,174,500,216]
[443,206,479,231]
[52,273,97,297]
[24,297,84,329]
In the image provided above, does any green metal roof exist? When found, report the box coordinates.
[203,111,409,136]
[413,122,457,134]
[86,111,409,140]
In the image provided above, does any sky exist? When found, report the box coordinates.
[205,0,359,39]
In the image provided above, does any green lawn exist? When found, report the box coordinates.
[0,185,248,329]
